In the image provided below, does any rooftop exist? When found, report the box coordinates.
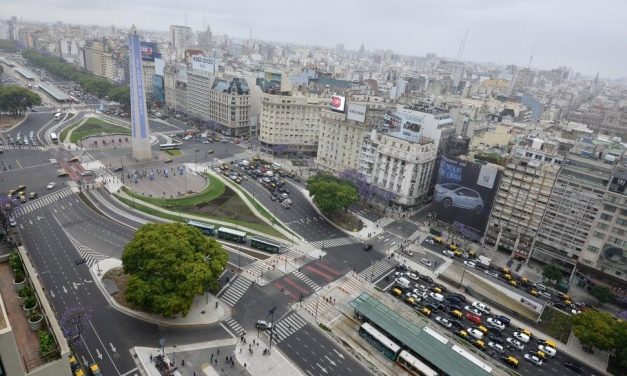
[38,83,70,101]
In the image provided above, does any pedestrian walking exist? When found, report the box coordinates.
[150,354,153,362]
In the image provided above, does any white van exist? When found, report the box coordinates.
[53,112,62,121]
[395,277,411,289]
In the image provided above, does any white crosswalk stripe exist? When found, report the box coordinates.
[309,237,361,249]
[64,229,108,267]
[408,230,423,242]
[13,188,73,217]
[302,295,334,318]
[0,145,47,151]
[214,152,251,165]
[358,258,398,283]
[292,270,321,291]
[224,317,245,336]
[219,276,253,306]
[338,277,369,297]
[242,260,267,279]
[270,312,307,344]
[378,217,395,227]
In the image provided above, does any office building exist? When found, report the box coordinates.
[170,25,194,52]
[484,141,564,259]
[81,40,124,83]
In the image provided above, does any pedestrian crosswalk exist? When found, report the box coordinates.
[408,230,423,242]
[0,145,47,151]
[270,312,308,344]
[338,276,368,297]
[357,258,398,283]
[379,217,396,227]
[215,152,251,165]
[14,188,74,217]
[219,275,253,306]
[64,229,109,267]
[292,270,321,291]
[224,317,245,336]
[242,260,267,279]
[302,295,335,319]
[310,236,361,249]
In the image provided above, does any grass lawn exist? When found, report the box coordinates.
[124,174,225,207]
[537,306,573,343]
[165,149,182,157]
[59,120,82,143]
[70,117,131,143]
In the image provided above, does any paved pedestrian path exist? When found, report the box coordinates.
[357,258,398,283]
[292,270,322,291]
[269,312,308,344]
[309,236,360,249]
[13,187,74,217]
[219,275,253,307]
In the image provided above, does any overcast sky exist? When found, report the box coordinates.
[3,0,625,77]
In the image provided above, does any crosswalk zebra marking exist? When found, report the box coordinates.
[358,258,399,283]
[310,237,361,249]
[219,275,253,306]
[224,317,245,336]
[270,312,307,344]
[292,270,321,291]
[14,187,73,217]
[62,228,109,267]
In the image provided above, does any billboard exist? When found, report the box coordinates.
[154,57,165,77]
[432,156,501,241]
[152,74,164,103]
[191,55,218,73]
[140,42,161,62]
[330,95,346,112]
[347,103,366,122]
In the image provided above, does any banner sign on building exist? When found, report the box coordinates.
[330,95,346,112]
[432,156,501,241]
[140,42,161,62]
[191,55,218,73]
[347,103,366,122]
[154,58,165,77]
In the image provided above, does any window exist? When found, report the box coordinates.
[604,204,617,213]
[596,223,609,231]
[593,231,605,239]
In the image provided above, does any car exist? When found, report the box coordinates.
[418,275,434,284]
[69,156,80,162]
[88,363,102,376]
[484,270,499,278]
[493,315,511,326]
[256,320,272,330]
[429,292,444,302]
[450,309,463,319]
[425,303,439,312]
[464,305,482,317]
[449,320,464,330]
[456,330,468,339]
[532,350,548,361]
[424,238,435,245]
[363,244,373,251]
[74,258,87,265]
[282,200,290,209]
[473,339,485,350]
[447,292,466,303]
[487,318,505,331]
[46,181,56,189]
[9,216,17,227]
[487,334,503,344]
[419,307,432,317]
[464,312,482,325]
[467,327,484,340]
[406,272,420,281]
[488,341,504,353]
[523,353,543,366]
[434,183,485,214]
[270,195,276,201]
[506,337,525,351]
[207,149,214,154]
[501,355,519,368]
[420,258,432,267]
[513,331,530,343]
[442,250,455,257]
[563,360,582,373]
[472,302,492,314]
[402,248,413,256]
[435,316,452,329]
[463,261,477,268]
[538,344,556,357]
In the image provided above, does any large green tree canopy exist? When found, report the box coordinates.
[122,222,228,318]
[572,310,618,351]
[0,85,42,115]
[307,175,358,215]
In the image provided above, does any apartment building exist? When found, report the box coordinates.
[258,91,328,155]
[187,71,252,136]
[163,64,187,112]
[579,163,627,282]
[531,154,614,275]
[81,41,123,82]
[170,25,194,51]
[484,141,564,259]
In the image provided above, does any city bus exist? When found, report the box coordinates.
[397,350,439,376]
[217,227,247,243]
[187,220,216,236]
[159,143,181,150]
[50,132,58,144]
[250,237,283,254]
[359,322,401,360]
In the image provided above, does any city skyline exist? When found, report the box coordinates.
[2,0,626,78]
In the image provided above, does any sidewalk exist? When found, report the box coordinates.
[90,259,231,327]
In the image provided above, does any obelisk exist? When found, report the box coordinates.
[128,25,152,160]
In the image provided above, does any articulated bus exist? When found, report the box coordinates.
[397,350,439,376]
[249,237,283,254]
[359,322,401,360]
[217,227,247,243]
[159,143,181,150]
[187,220,216,236]
[50,132,58,144]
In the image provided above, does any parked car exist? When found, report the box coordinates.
[538,344,556,357]
[434,183,485,214]
[464,305,483,317]
[487,318,505,331]
[523,353,543,367]
[421,258,433,267]
[467,327,484,340]
[493,315,511,326]
[464,312,482,325]
[506,337,525,351]
[472,302,492,314]
[435,316,452,329]
[513,332,530,343]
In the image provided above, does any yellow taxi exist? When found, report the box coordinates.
[434,237,444,244]
[477,325,489,334]
[456,330,468,339]
[420,307,432,317]
[473,339,485,350]
[451,309,463,318]
[88,363,102,376]
[391,288,403,297]
[509,280,518,287]
[503,355,519,368]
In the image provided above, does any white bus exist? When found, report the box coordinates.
[359,322,401,360]
[397,350,439,376]
[53,113,62,121]
[159,143,181,150]
[50,133,58,144]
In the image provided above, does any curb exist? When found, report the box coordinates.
[0,113,28,133]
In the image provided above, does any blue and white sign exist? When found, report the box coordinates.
[129,32,149,140]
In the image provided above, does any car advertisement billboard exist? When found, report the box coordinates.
[330,95,346,112]
[191,55,218,73]
[432,156,501,241]
[347,103,366,122]
[140,42,161,62]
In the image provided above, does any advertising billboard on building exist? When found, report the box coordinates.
[432,156,501,241]
[347,103,366,122]
[154,57,165,77]
[330,95,346,112]
[152,74,164,103]
[191,55,218,73]
[140,42,161,62]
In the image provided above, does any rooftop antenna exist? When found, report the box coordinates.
[185,11,188,27]
[527,44,535,69]
[457,28,469,60]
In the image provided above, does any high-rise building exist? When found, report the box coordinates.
[128,25,152,161]
[197,25,213,51]
[170,25,194,52]
[484,142,563,259]
[81,40,124,82]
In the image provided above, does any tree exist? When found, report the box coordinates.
[307,175,358,215]
[0,64,4,78]
[122,223,228,318]
[542,264,562,284]
[572,310,617,351]
[590,285,615,304]
[613,320,627,368]
[0,39,19,53]
[108,86,131,109]
[0,85,42,115]
[60,306,91,346]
